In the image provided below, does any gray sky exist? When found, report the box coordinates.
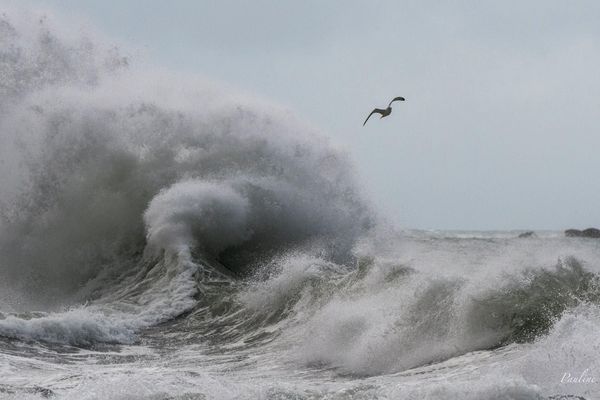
[22,1,600,230]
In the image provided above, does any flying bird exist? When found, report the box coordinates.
[363,96,405,126]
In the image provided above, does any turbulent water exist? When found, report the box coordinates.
[1,8,600,400]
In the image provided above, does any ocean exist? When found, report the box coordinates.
[1,8,599,400]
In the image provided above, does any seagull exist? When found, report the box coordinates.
[363,96,405,126]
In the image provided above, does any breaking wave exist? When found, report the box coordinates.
[0,8,371,345]
[1,10,600,400]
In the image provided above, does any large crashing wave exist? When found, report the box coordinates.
[0,9,372,342]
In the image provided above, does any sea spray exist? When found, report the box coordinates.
[0,8,371,346]
[1,7,600,400]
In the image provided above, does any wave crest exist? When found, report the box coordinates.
[0,8,371,345]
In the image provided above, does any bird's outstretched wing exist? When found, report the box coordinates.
[388,96,406,107]
[363,108,386,126]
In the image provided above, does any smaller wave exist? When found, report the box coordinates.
[0,307,135,346]
[243,254,600,376]
[0,249,201,346]
[466,256,600,345]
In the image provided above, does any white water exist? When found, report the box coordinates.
[1,7,599,400]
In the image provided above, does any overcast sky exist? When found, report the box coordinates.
[18,1,600,230]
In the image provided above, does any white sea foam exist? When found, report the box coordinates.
[1,6,600,400]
